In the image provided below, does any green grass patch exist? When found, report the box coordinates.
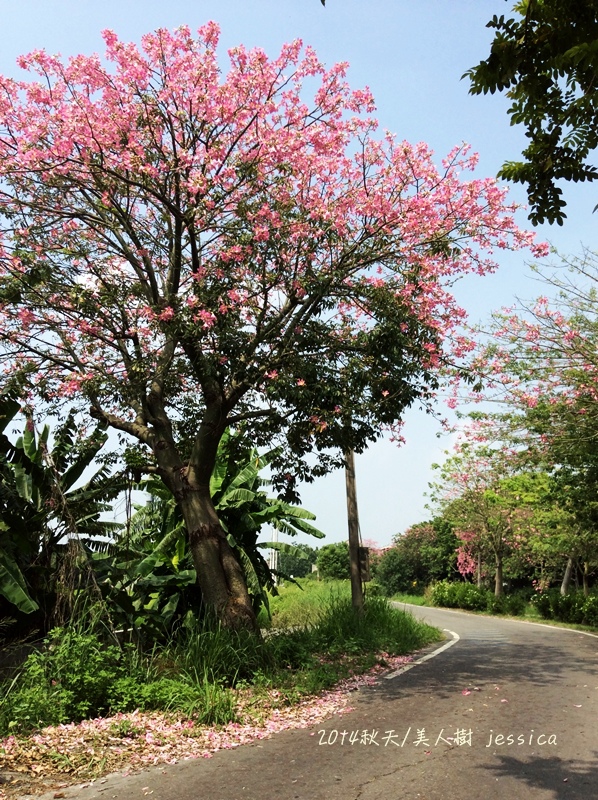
[259,578,350,629]
[390,593,430,606]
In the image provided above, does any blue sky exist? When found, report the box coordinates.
[3,1,595,546]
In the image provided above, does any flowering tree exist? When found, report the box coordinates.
[0,24,544,629]
[467,251,598,592]
[432,416,590,595]
[375,520,458,595]
[430,434,545,596]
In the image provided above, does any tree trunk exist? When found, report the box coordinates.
[582,561,590,597]
[144,392,258,632]
[344,448,364,615]
[560,556,575,596]
[494,555,503,597]
[179,484,258,632]
[476,552,482,589]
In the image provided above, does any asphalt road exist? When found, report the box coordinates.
[39,606,598,800]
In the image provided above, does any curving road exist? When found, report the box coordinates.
[39,605,598,800]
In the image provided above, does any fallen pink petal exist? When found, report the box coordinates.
[0,652,415,794]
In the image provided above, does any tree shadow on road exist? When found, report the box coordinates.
[367,639,598,702]
[482,751,598,799]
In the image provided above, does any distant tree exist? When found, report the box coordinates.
[278,543,318,578]
[466,0,598,224]
[316,541,350,580]
[375,519,458,596]
[430,439,539,597]
[375,548,411,596]
[467,253,598,592]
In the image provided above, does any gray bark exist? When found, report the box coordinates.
[560,556,575,596]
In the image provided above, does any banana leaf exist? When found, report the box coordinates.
[0,546,38,613]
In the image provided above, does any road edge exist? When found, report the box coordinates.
[385,628,460,679]
[398,602,598,639]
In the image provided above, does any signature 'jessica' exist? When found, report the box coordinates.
[485,730,557,747]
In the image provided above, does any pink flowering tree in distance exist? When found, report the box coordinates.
[0,24,546,629]
[429,428,546,596]
[463,250,598,592]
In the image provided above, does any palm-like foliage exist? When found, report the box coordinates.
[91,431,325,636]
[0,395,125,627]
[210,431,325,613]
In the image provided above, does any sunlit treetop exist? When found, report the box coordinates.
[466,0,598,225]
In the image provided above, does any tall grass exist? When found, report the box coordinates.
[311,594,440,656]
[0,624,239,736]
[261,578,350,629]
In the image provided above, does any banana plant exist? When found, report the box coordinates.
[0,393,39,613]
[91,430,325,635]
[210,431,325,614]
[85,487,200,642]
[0,395,125,625]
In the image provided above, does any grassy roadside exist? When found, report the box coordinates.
[389,592,429,607]
[0,582,440,796]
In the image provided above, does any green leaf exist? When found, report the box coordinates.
[13,464,32,502]
[226,462,259,491]
[0,396,20,434]
[258,541,310,559]
[209,430,230,496]
[272,514,325,538]
[0,548,38,613]
[60,429,108,491]
[217,488,257,508]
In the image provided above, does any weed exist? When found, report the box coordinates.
[109,719,143,739]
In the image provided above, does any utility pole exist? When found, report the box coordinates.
[344,448,364,614]
[268,526,279,585]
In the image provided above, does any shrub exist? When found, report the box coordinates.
[582,595,598,627]
[375,548,414,596]
[530,591,552,619]
[454,583,488,611]
[556,591,586,624]
[316,542,350,580]
[486,594,507,615]
[431,581,527,615]
[0,628,137,733]
[531,590,598,626]
[0,626,241,735]
[429,581,454,608]
[504,592,527,616]
[485,592,526,616]
[430,580,487,609]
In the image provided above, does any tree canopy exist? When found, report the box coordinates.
[466,0,598,225]
[462,251,598,589]
[0,24,544,627]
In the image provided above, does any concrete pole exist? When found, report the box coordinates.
[268,526,279,585]
[344,447,364,614]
